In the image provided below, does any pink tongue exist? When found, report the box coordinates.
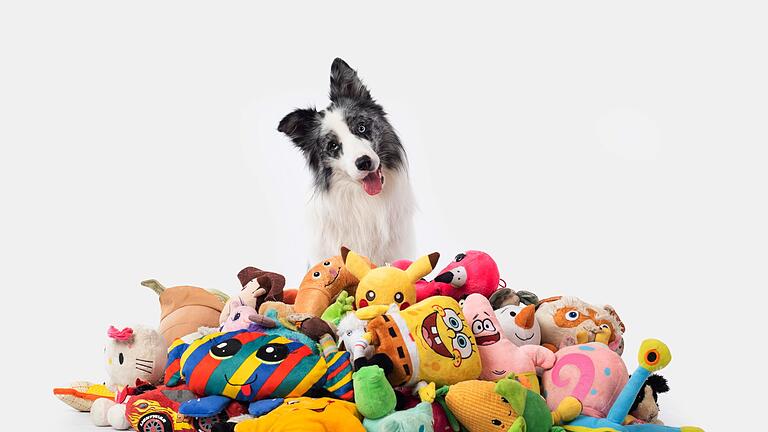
[241,385,251,398]
[361,170,382,196]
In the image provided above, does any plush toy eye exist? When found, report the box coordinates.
[257,343,289,364]
[357,123,366,133]
[394,292,404,303]
[452,334,473,359]
[491,419,503,426]
[472,320,484,334]
[287,400,300,405]
[313,271,321,279]
[233,312,241,321]
[366,290,376,301]
[118,353,124,365]
[565,310,580,321]
[454,253,466,262]
[483,319,495,332]
[442,309,464,331]
[323,261,331,266]
[508,310,517,317]
[210,339,243,360]
[600,323,611,330]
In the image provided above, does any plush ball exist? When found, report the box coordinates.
[541,342,629,418]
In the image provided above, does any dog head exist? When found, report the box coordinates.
[278,58,405,195]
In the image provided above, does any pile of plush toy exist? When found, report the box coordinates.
[54,248,704,432]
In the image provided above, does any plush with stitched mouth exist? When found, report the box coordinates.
[355,296,481,389]
[495,304,541,347]
[164,329,354,417]
[291,255,367,317]
[462,294,555,389]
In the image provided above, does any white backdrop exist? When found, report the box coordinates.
[2,2,765,430]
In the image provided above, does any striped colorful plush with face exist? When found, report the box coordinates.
[164,329,353,417]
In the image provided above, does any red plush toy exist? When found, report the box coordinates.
[394,250,501,302]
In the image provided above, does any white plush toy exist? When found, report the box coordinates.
[494,303,542,346]
[336,312,373,362]
[90,325,167,430]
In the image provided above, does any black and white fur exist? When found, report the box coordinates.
[278,58,414,264]
[630,374,669,425]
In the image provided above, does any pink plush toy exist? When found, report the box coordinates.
[218,299,276,332]
[395,250,501,302]
[461,293,555,393]
[540,342,629,419]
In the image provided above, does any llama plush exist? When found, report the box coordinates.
[462,294,555,393]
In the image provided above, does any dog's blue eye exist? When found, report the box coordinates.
[357,124,366,133]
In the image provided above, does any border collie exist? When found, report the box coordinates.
[278,58,415,265]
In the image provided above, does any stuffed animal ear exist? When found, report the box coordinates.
[405,252,440,283]
[341,247,372,280]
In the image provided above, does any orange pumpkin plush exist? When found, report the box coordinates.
[292,255,373,317]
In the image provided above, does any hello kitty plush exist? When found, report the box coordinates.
[89,325,167,429]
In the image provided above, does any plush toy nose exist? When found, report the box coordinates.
[355,155,373,171]
[434,271,453,284]
[514,304,536,329]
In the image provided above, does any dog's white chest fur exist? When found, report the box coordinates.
[309,168,415,265]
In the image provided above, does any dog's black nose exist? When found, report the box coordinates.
[434,271,454,283]
[355,155,373,171]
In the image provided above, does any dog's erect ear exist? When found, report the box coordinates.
[330,58,372,102]
[278,108,319,146]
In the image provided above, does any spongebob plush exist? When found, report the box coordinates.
[342,246,439,310]
[354,295,482,392]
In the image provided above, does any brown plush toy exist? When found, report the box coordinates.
[291,255,372,317]
[219,267,285,324]
[142,279,228,346]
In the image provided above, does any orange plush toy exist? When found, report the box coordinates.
[291,255,371,317]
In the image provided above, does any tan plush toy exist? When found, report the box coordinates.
[292,255,369,317]
[535,296,625,354]
[343,246,439,310]
[142,279,228,346]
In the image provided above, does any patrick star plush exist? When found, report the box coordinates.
[462,294,556,393]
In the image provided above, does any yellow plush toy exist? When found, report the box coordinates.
[342,246,439,310]
[355,295,483,399]
[233,397,365,432]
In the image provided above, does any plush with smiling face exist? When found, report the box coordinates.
[164,329,354,416]
[293,255,368,317]
[343,247,438,310]
[462,294,555,391]
[356,296,481,389]
[231,397,365,432]
[495,303,542,346]
[535,296,625,354]
[436,375,582,432]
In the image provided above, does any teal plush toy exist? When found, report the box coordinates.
[560,339,704,432]
[353,365,434,432]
